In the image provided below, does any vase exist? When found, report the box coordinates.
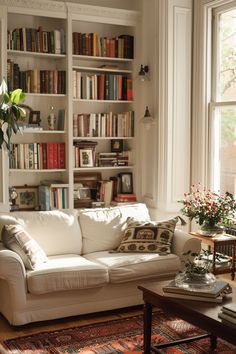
[175,271,216,292]
[199,221,223,236]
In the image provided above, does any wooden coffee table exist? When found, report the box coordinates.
[138,281,236,353]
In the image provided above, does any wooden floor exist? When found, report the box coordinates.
[0,274,234,341]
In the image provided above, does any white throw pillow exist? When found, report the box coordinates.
[2,224,48,270]
[79,203,150,254]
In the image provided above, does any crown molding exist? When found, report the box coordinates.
[67,3,140,26]
[0,0,66,13]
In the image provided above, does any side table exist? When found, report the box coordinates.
[190,232,236,280]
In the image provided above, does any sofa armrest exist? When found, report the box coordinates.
[0,243,27,296]
[172,229,201,267]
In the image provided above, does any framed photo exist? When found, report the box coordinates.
[119,172,133,194]
[29,111,41,126]
[78,187,91,199]
[14,186,39,210]
[80,149,94,167]
[18,104,33,124]
[111,139,123,153]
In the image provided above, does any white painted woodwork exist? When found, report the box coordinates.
[0,0,139,212]
[141,0,192,214]
[191,0,235,189]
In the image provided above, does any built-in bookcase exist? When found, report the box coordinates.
[0,0,139,211]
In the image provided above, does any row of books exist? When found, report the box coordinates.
[7,27,66,54]
[97,152,132,167]
[7,59,66,94]
[38,184,68,211]
[73,71,133,101]
[72,32,134,59]
[73,111,134,138]
[162,279,232,303]
[9,142,66,170]
[218,303,236,328]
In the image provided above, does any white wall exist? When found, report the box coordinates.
[140,0,193,223]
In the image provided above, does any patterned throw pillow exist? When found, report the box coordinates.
[116,216,183,254]
[1,224,48,270]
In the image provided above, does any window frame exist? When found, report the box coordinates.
[209,2,236,192]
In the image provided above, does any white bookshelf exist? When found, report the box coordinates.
[0,0,139,211]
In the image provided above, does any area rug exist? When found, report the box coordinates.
[0,310,235,354]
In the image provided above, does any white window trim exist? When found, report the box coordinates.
[192,0,236,189]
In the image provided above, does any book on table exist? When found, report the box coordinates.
[218,311,236,325]
[162,279,231,298]
[222,303,236,318]
[163,291,223,303]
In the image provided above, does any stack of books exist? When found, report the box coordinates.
[162,280,232,303]
[218,304,236,328]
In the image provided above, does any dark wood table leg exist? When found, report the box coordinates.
[231,244,235,281]
[210,334,217,350]
[143,302,152,354]
[212,245,216,275]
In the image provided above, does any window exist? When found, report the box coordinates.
[211,4,236,195]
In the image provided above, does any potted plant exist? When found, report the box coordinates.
[0,79,26,150]
[179,185,236,235]
[175,250,217,292]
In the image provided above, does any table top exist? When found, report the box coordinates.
[138,280,236,345]
[190,232,236,243]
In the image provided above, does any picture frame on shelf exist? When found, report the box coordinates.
[119,172,133,194]
[78,187,91,199]
[80,149,94,167]
[18,104,33,124]
[111,139,123,153]
[29,111,41,126]
[14,186,39,211]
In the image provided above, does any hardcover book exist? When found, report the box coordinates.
[162,280,231,298]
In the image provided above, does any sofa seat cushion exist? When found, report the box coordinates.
[78,203,150,254]
[27,254,109,295]
[84,251,181,283]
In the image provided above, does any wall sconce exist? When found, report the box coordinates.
[138,64,149,82]
[140,106,155,130]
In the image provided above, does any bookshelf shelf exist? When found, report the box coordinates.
[73,55,133,63]
[73,166,134,171]
[10,169,67,172]
[19,130,66,134]
[73,137,134,140]
[8,50,66,59]
[25,93,66,97]
[73,99,133,103]
[72,66,132,74]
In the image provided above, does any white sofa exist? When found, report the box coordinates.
[0,203,201,325]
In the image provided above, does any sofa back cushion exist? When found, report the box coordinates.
[2,224,48,270]
[0,210,82,256]
[78,203,150,254]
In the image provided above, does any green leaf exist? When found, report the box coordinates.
[10,89,25,104]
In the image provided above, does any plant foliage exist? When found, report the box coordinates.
[0,79,26,150]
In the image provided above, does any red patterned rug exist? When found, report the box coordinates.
[0,310,235,353]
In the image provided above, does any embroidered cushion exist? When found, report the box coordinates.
[1,224,48,270]
[116,217,181,254]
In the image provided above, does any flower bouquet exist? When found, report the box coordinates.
[179,185,236,235]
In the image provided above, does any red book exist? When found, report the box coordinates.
[52,143,58,169]
[46,143,54,169]
[73,32,78,54]
[42,143,47,169]
[127,78,133,101]
[118,75,122,100]
[98,74,105,100]
[58,142,65,169]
